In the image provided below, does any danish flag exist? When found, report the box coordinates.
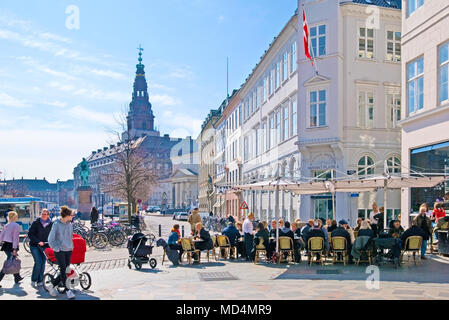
[302,6,314,67]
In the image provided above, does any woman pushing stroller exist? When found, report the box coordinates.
[47,206,76,299]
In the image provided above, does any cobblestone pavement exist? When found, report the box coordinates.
[3,215,449,300]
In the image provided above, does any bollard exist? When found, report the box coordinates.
[181,225,185,238]
[159,224,161,237]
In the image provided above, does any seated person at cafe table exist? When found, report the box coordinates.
[388,220,405,238]
[235,221,245,259]
[278,221,301,262]
[353,218,363,232]
[300,219,314,241]
[269,220,278,238]
[357,220,374,239]
[222,222,240,258]
[303,220,325,251]
[330,220,353,259]
[250,222,270,261]
[400,219,427,259]
[192,222,214,262]
[167,224,183,261]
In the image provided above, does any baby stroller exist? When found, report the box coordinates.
[43,234,92,293]
[127,233,157,270]
[374,230,402,268]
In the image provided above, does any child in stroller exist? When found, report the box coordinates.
[127,233,157,270]
[43,234,92,294]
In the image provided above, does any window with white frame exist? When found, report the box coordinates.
[263,77,268,102]
[253,89,258,110]
[269,115,275,150]
[283,104,289,141]
[291,41,297,73]
[386,31,401,62]
[261,121,266,154]
[407,57,424,114]
[358,91,375,128]
[407,0,424,16]
[309,90,326,128]
[386,156,401,174]
[244,136,249,161]
[276,61,280,89]
[269,69,274,95]
[359,27,374,59]
[249,93,254,114]
[276,110,281,144]
[387,93,401,129]
[310,25,326,57]
[357,155,374,177]
[291,98,297,136]
[439,41,449,104]
[254,126,259,157]
[282,52,288,82]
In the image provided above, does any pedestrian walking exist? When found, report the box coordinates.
[187,208,201,235]
[414,204,432,260]
[47,206,75,299]
[0,211,23,287]
[90,207,99,225]
[28,208,53,287]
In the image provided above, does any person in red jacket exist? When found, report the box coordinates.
[432,202,446,222]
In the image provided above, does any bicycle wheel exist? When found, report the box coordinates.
[23,235,31,254]
[91,232,108,249]
[43,273,54,292]
[79,272,92,290]
[112,230,126,246]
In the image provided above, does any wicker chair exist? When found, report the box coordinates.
[180,238,200,264]
[400,236,423,265]
[278,237,294,264]
[254,237,267,264]
[308,237,325,266]
[331,236,348,265]
[216,235,231,260]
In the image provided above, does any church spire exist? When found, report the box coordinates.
[126,45,156,135]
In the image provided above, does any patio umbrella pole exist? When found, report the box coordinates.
[275,180,280,254]
[383,180,388,231]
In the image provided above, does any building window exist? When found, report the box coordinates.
[269,69,274,95]
[387,93,401,128]
[439,42,449,103]
[269,115,275,150]
[253,90,257,111]
[261,121,266,153]
[249,93,254,115]
[275,62,280,89]
[283,105,289,141]
[275,110,281,145]
[358,91,375,128]
[310,25,326,57]
[309,90,326,128]
[254,127,259,157]
[291,41,297,73]
[263,77,268,102]
[357,155,374,177]
[387,156,401,174]
[291,99,297,136]
[386,31,401,62]
[407,57,424,114]
[407,0,424,16]
[359,27,374,59]
[282,52,288,82]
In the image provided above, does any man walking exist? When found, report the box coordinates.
[187,208,201,235]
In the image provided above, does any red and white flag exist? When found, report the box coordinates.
[302,6,314,67]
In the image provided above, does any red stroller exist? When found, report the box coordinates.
[43,234,92,293]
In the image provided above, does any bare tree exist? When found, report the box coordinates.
[100,109,159,222]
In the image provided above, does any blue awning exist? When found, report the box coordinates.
[411,141,449,155]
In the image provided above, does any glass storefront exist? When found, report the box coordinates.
[313,196,334,221]
[410,140,449,212]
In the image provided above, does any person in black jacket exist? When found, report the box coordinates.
[303,221,325,250]
[90,207,99,225]
[28,209,53,287]
[331,220,353,255]
[400,220,426,250]
[193,223,213,262]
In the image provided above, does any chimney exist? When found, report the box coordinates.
[103,147,108,151]
[110,145,114,149]
[97,149,102,153]
[92,151,96,154]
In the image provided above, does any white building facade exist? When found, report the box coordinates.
[297,0,402,224]
[400,0,449,227]
[241,14,301,222]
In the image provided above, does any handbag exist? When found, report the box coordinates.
[2,256,21,274]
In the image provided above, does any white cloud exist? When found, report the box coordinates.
[89,68,127,80]
[158,110,202,138]
[152,94,182,107]
[18,56,78,81]
[166,66,195,80]
[67,105,117,126]
[45,101,67,108]
[0,93,30,108]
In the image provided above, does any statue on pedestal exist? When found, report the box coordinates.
[80,158,91,186]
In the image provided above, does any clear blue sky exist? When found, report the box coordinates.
[0,0,298,181]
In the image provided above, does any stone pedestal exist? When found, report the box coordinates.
[77,186,93,220]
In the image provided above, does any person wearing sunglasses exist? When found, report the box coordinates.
[27,208,53,287]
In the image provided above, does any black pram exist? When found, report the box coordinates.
[374,234,402,268]
[127,233,157,270]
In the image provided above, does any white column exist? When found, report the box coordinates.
[259,190,263,220]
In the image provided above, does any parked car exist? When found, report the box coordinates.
[177,212,189,221]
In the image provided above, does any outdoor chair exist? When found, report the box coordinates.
[308,237,324,266]
[216,235,231,260]
[180,238,200,264]
[254,237,267,264]
[354,231,358,238]
[331,236,348,265]
[278,237,294,264]
[355,240,374,266]
[400,236,423,265]
[211,235,218,261]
